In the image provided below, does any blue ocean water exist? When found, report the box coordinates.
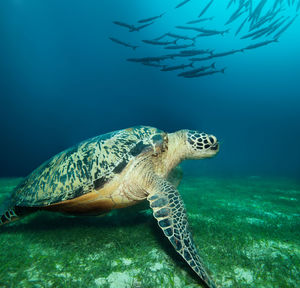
[1,2,300,288]
[0,0,299,178]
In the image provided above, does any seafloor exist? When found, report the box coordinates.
[0,176,299,288]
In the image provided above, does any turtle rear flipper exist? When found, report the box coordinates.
[0,200,37,226]
[147,176,217,288]
[0,207,19,226]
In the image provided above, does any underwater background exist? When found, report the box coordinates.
[0,0,299,287]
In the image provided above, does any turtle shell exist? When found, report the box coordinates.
[11,126,167,207]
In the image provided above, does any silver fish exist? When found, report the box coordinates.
[182,68,226,78]
[195,32,222,38]
[226,5,246,25]
[154,33,168,41]
[249,14,274,31]
[210,49,243,57]
[179,49,213,56]
[164,43,195,50]
[176,25,200,31]
[176,0,191,9]
[178,62,216,77]
[272,0,282,12]
[109,37,138,50]
[243,39,278,50]
[264,17,288,37]
[235,17,249,36]
[165,32,195,41]
[113,21,135,31]
[198,0,214,18]
[142,39,177,45]
[241,26,270,39]
[138,12,165,23]
[161,62,194,71]
[186,17,214,24]
[250,0,268,23]
[273,14,298,39]
[197,28,229,35]
[227,0,235,10]
[142,62,166,68]
[130,22,154,32]
[190,49,242,61]
[127,55,173,63]
[177,26,229,35]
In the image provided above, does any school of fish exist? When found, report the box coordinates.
[110,0,299,78]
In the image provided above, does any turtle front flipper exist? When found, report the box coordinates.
[147,177,217,288]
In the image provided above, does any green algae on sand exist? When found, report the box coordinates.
[0,176,299,288]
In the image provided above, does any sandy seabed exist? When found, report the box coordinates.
[0,176,299,288]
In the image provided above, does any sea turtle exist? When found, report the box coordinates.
[0,126,219,288]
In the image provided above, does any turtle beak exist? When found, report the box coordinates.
[210,142,219,151]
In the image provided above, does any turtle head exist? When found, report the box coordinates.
[184,130,219,159]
